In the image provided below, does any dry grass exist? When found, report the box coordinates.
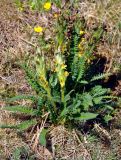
[0,0,121,159]
[50,125,92,160]
[78,0,121,71]
[0,110,24,159]
[84,127,121,160]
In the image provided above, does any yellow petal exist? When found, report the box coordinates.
[81,38,85,42]
[44,2,51,10]
[61,64,67,69]
[64,71,69,77]
[19,7,24,11]
[34,26,43,33]
[80,30,85,35]
[78,44,84,50]
[78,52,83,57]
[60,81,65,88]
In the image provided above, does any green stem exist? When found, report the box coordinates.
[61,87,66,107]
[47,88,56,113]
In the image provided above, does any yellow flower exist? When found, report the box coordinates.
[78,43,81,48]
[78,52,83,58]
[78,43,83,50]
[60,79,65,88]
[78,43,84,50]
[61,64,67,69]
[19,7,24,11]
[81,38,85,43]
[80,30,85,35]
[34,26,43,33]
[44,2,51,10]
[64,71,69,77]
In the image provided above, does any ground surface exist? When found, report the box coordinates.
[0,0,121,159]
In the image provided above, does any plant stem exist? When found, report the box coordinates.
[61,87,65,107]
[47,88,56,113]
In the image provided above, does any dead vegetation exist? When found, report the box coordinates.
[0,0,121,159]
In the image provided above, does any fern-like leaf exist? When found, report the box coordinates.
[90,85,109,97]
[3,106,37,115]
[21,63,43,93]
[7,95,38,102]
[90,73,112,82]
[16,119,37,131]
[77,57,86,81]
[0,124,17,129]
[68,31,79,72]
[100,95,118,99]
[0,120,37,131]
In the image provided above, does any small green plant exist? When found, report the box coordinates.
[1,1,119,148]
[0,26,118,147]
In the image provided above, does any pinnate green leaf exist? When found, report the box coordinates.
[3,106,37,116]
[17,119,37,131]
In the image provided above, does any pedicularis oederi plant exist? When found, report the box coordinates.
[1,0,119,146]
